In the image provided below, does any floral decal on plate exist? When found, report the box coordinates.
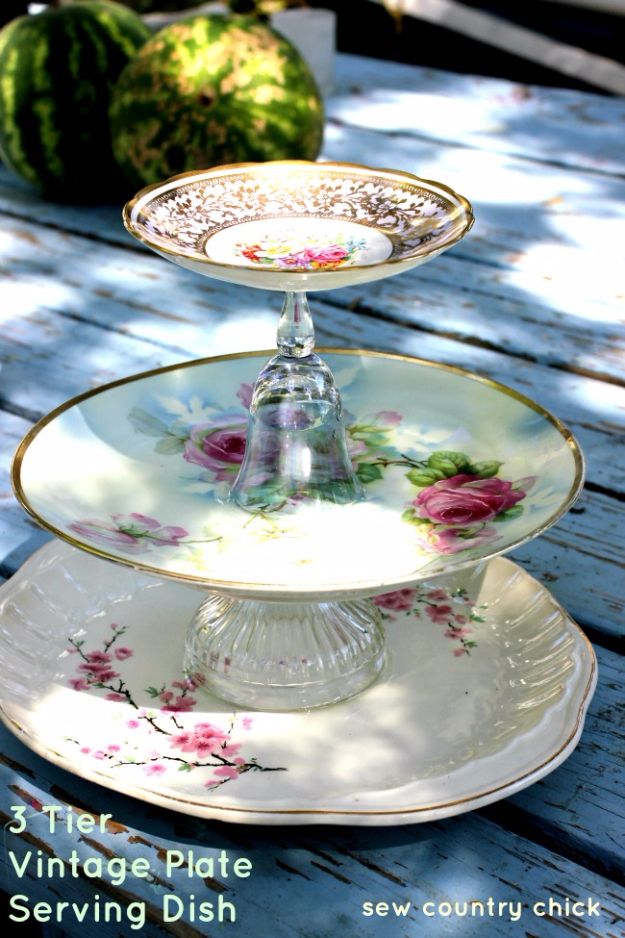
[383,449,535,555]
[373,582,486,656]
[128,384,403,496]
[68,513,190,555]
[123,391,536,558]
[235,233,366,270]
[65,623,285,790]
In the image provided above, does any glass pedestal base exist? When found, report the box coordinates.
[184,594,386,711]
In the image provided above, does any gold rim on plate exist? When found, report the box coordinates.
[0,552,597,821]
[11,348,585,594]
[123,160,475,275]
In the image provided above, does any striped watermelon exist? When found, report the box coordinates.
[0,2,150,200]
[109,14,324,189]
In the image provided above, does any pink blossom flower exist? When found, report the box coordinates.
[173,676,198,690]
[242,717,253,730]
[374,410,403,425]
[425,604,453,624]
[183,421,248,480]
[107,744,121,752]
[414,474,527,525]
[144,763,166,776]
[221,743,242,757]
[127,719,140,729]
[373,588,417,611]
[212,766,239,780]
[105,692,126,702]
[69,678,90,692]
[86,650,112,664]
[159,691,174,703]
[454,614,468,625]
[78,662,120,682]
[80,746,91,754]
[90,669,120,683]
[93,750,107,760]
[170,732,193,750]
[161,695,197,713]
[114,647,133,661]
[170,723,228,755]
[444,626,474,639]
[454,647,470,657]
[417,525,499,555]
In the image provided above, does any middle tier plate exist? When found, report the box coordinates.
[13,350,583,600]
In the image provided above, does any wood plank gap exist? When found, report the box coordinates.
[47,307,192,358]
[577,625,624,657]
[585,481,625,505]
[326,114,625,181]
[322,296,625,389]
[480,803,625,887]
[0,205,145,255]
[0,397,44,426]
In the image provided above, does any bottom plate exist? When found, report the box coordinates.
[0,542,596,825]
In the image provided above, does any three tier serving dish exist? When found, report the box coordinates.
[2,161,596,824]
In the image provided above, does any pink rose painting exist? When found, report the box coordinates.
[401,451,536,558]
[124,391,539,561]
[413,474,528,525]
[183,421,248,480]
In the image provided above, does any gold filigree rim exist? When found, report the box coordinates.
[0,553,597,820]
[11,348,585,597]
[122,160,475,274]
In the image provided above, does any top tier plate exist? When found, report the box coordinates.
[123,161,474,291]
[13,350,582,600]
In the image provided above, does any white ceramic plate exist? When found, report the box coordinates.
[0,542,596,825]
[123,161,474,292]
[13,351,583,600]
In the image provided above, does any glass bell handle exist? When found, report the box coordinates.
[277,291,315,358]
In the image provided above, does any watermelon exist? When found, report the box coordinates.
[109,14,324,188]
[0,1,150,200]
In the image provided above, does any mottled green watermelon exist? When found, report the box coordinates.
[109,14,324,188]
[0,2,150,200]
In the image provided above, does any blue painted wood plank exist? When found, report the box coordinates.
[501,645,625,880]
[2,207,624,385]
[1,216,623,492]
[0,412,51,577]
[333,55,625,176]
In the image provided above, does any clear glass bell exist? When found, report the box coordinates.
[230,291,364,510]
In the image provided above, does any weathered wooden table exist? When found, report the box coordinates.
[1,55,624,937]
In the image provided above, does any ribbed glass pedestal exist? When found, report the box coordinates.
[184,595,386,711]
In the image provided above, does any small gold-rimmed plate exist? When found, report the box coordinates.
[123,161,474,291]
[0,543,596,825]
